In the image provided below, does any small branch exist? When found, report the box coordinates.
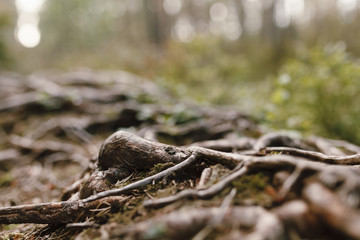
[197,167,212,189]
[66,222,100,229]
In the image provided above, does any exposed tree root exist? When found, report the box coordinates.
[143,166,247,208]
[81,153,198,203]
[1,130,360,240]
[1,70,360,239]
[304,182,360,239]
[0,196,128,224]
[103,206,285,240]
[262,146,360,165]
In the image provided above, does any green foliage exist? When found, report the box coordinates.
[0,14,12,69]
[155,37,259,105]
[269,45,360,144]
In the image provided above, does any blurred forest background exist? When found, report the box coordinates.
[0,0,360,144]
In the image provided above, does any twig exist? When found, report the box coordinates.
[197,167,212,189]
[66,222,100,229]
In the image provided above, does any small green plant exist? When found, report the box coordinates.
[268,44,360,144]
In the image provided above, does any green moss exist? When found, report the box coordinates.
[231,172,273,207]
[135,93,157,104]
[0,172,13,188]
[232,172,268,192]
[150,162,175,175]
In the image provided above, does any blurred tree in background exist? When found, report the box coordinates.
[1,0,360,143]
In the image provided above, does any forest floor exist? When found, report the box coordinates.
[0,69,360,240]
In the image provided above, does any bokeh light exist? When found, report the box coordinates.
[15,24,41,48]
[15,0,45,48]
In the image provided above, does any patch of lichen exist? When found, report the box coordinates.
[231,171,273,207]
